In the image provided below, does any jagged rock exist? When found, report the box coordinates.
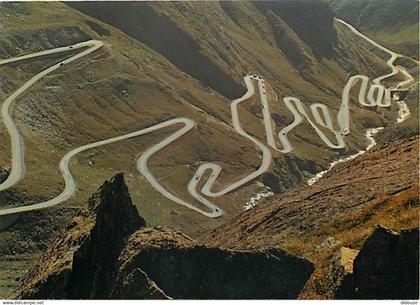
[14,173,146,299]
[14,174,314,299]
[112,227,314,299]
[335,225,419,299]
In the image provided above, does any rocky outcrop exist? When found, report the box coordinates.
[335,225,419,299]
[111,227,314,299]
[327,247,359,298]
[14,174,314,299]
[68,173,146,299]
[14,173,146,299]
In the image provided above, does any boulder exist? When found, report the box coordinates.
[335,225,419,299]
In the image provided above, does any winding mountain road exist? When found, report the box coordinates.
[263,18,416,154]
[0,18,417,228]
[0,40,104,193]
[189,75,272,200]
[0,42,221,227]
[0,44,272,222]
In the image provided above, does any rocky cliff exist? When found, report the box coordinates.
[335,225,419,299]
[14,174,314,299]
[112,227,314,299]
[13,173,145,299]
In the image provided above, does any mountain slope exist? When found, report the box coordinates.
[67,0,407,191]
[325,0,419,59]
[205,136,419,298]
[0,2,269,233]
[0,0,398,233]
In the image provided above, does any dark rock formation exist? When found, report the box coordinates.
[112,227,314,299]
[335,225,419,299]
[68,173,146,299]
[14,173,146,299]
[14,174,314,299]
